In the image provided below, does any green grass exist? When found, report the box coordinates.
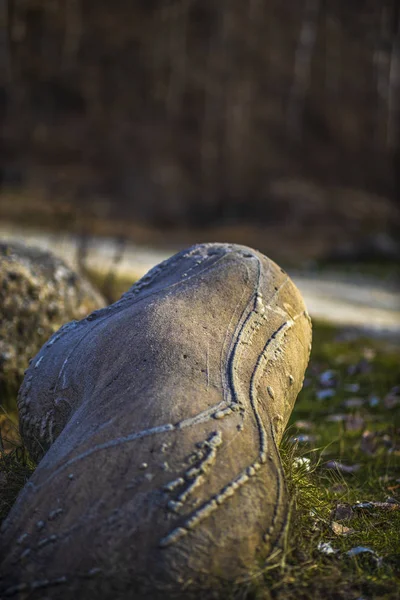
[1,314,399,598]
[249,323,400,600]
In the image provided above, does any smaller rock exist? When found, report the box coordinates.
[331,521,354,536]
[0,242,105,407]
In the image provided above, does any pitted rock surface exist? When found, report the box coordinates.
[0,243,312,599]
[0,242,105,405]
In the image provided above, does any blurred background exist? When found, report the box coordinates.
[2,5,400,580]
[0,0,400,266]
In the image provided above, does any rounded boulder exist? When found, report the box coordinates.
[0,242,105,406]
[0,243,312,599]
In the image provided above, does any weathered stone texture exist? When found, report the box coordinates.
[0,243,311,599]
[0,242,105,405]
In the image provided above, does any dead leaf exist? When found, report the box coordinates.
[387,484,400,493]
[331,521,354,536]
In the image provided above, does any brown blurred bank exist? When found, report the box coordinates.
[0,0,400,264]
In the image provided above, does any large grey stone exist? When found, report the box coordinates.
[0,243,312,599]
[0,242,105,407]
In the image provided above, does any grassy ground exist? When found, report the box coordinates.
[252,323,400,600]
[0,305,399,598]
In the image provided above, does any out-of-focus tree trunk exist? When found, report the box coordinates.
[324,7,341,97]
[287,0,320,141]
[166,0,190,119]
[63,0,82,69]
[388,0,400,205]
[0,0,12,84]
[200,0,229,214]
[374,4,391,147]
[387,2,400,151]
[222,0,264,209]
[152,4,169,104]
[1,0,398,231]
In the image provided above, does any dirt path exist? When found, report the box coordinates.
[1,224,399,336]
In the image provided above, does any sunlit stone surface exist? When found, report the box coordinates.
[0,243,312,599]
